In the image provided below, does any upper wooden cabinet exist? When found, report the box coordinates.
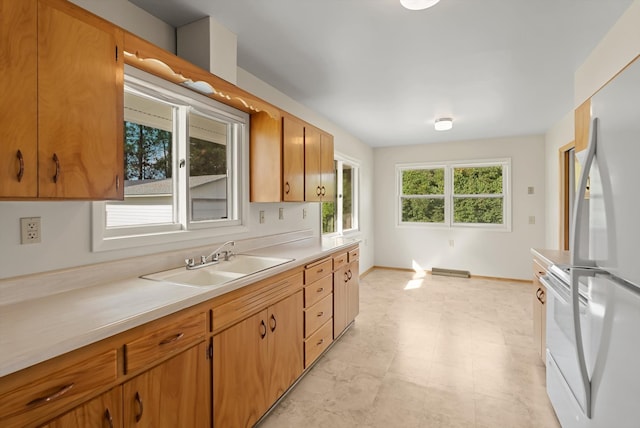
[282,114,306,202]
[250,111,334,203]
[305,126,335,202]
[575,99,591,153]
[0,0,124,200]
[0,0,38,198]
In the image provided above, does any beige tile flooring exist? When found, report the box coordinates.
[259,268,561,428]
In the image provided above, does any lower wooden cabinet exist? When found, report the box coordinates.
[333,247,360,339]
[123,342,209,427]
[532,259,547,365]
[40,387,122,428]
[213,291,303,428]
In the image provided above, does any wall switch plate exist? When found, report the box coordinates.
[20,217,41,244]
[528,186,535,195]
[303,208,307,219]
[279,208,284,220]
[529,216,536,225]
[259,210,265,224]
[449,240,454,247]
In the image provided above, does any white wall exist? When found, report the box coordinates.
[0,1,374,280]
[373,135,546,280]
[574,0,640,107]
[544,111,574,249]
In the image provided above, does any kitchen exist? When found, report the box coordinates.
[1,0,639,427]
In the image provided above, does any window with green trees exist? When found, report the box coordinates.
[322,158,359,235]
[398,160,509,228]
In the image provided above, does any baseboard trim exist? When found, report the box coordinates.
[371,265,529,283]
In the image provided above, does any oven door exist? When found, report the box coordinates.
[541,271,591,428]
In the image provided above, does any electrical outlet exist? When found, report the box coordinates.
[279,208,284,220]
[20,217,41,244]
[529,216,536,225]
[449,239,454,247]
[259,210,265,224]
[528,186,535,195]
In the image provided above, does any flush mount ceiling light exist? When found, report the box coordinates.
[434,118,453,131]
[400,0,441,11]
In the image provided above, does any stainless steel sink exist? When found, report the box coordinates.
[141,254,293,288]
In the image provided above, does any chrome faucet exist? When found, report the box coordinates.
[206,240,236,262]
[185,240,236,269]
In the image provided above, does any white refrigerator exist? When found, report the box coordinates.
[541,56,640,428]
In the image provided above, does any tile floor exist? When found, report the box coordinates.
[259,268,561,428]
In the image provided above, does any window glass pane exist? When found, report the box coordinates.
[401,198,445,223]
[453,166,502,194]
[107,92,174,228]
[402,169,444,195]
[189,112,228,221]
[322,201,336,234]
[342,164,353,230]
[453,197,503,224]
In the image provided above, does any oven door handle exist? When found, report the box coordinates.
[571,268,592,419]
[540,275,568,304]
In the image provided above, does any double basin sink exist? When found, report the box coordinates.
[142,254,293,288]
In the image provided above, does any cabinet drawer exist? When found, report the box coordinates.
[0,350,117,424]
[304,319,333,368]
[533,259,547,279]
[304,275,332,308]
[124,311,205,374]
[304,294,333,338]
[304,259,332,284]
[348,247,359,262]
[332,252,348,271]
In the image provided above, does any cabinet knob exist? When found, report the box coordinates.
[26,383,75,407]
[135,392,144,422]
[52,153,60,183]
[105,408,114,428]
[16,150,24,182]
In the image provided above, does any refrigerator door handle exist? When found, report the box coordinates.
[571,268,592,418]
[571,117,598,268]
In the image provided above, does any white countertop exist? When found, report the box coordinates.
[0,237,359,377]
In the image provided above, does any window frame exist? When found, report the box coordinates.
[322,153,360,236]
[92,66,249,252]
[396,158,511,231]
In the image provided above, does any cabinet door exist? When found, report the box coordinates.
[250,111,282,202]
[333,265,348,338]
[123,343,208,428]
[320,132,335,201]
[0,0,38,197]
[282,115,305,202]
[346,261,360,324]
[41,387,122,428]
[214,310,269,428]
[37,0,124,199]
[267,291,303,404]
[304,125,322,201]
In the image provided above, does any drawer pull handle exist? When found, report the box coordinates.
[317,268,324,273]
[159,332,184,345]
[317,338,324,346]
[105,408,114,428]
[317,311,324,317]
[27,383,74,407]
[317,287,324,293]
[135,392,144,422]
[52,153,60,183]
[347,270,353,280]
[270,314,277,332]
[260,320,267,339]
[316,186,321,196]
[344,272,349,283]
[16,150,24,182]
[285,181,290,194]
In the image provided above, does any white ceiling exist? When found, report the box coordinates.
[129,0,633,148]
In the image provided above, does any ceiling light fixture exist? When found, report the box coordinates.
[400,0,441,11]
[434,118,453,131]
